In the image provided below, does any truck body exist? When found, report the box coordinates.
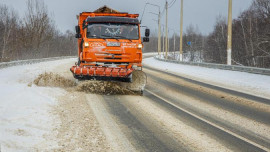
[70,6,149,85]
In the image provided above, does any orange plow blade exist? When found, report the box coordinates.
[70,66,133,82]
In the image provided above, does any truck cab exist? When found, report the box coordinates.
[71,6,149,83]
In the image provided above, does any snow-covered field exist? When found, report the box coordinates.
[144,57,270,99]
[0,58,76,151]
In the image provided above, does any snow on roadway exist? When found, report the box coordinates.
[0,54,155,151]
[144,57,270,99]
[1,54,269,151]
[0,58,76,151]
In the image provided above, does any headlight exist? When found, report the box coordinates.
[84,42,89,47]
[138,44,143,49]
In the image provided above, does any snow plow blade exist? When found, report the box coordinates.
[70,66,133,82]
[70,66,147,93]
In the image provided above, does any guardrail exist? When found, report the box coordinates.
[0,56,76,69]
[0,53,156,70]
[154,56,270,76]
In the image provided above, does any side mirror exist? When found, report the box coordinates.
[143,37,149,42]
[75,26,80,34]
[75,33,82,38]
[145,29,150,37]
[75,26,81,38]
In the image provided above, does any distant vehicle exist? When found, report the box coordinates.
[70,6,150,93]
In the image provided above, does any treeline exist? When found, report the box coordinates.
[0,0,76,62]
[144,0,270,68]
[206,0,270,67]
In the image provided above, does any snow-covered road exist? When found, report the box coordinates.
[0,56,269,151]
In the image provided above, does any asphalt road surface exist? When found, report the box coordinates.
[30,58,270,152]
[83,65,270,152]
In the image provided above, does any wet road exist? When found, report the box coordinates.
[86,66,270,152]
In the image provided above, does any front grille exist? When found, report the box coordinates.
[95,52,131,62]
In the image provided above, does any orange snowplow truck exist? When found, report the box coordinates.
[70,6,150,83]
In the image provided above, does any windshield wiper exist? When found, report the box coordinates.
[88,35,106,40]
[96,36,106,40]
[114,36,132,42]
[101,35,119,41]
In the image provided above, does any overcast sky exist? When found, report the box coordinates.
[1,0,253,35]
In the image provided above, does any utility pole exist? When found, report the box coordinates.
[156,9,161,57]
[174,32,176,56]
[147,3,161,57]
[168,30,170,54]
[179,0,184,61]
[163,26,165,56]
[227,0,232,65]
[150,16,161,57]
[165,1,168,60]
[158,11,161,57]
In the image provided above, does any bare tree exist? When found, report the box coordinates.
[20,0,55,58]
[204,0,270,68]
[182,24,204,62]
[0,5,18,61]
[0,0,76,62]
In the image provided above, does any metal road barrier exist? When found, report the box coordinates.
[154,56,270,76]
[0,56,76,69]
[0,53,156,70]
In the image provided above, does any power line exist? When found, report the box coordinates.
[140,2,149,23]
[160,4,166,17]
[169,0,176,4]
[168,0,176,8]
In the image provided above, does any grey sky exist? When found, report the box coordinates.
[1,0,253,35]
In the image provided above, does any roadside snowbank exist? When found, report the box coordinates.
[0,58,76,151]
[144,57,270,99]
[0,54,156,151]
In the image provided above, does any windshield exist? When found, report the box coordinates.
[87,23,139,40]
